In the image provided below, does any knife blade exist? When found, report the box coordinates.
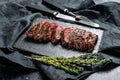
[26,4,99,28]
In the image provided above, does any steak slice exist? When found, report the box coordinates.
[68,29,96,51]
[87,34,98,52]
[33,21,46,42]
[61,28,74,47]
[68,28,86,50]
[51,26,65,43]
[27,20,52,42]
[83,31,92,51]
[41,21,52,42]
[48,22,58,40]
[26,22,40,39]
[26,21,42,41]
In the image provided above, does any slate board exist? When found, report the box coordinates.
[13,18,103,58]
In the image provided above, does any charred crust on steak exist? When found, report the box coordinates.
[26,20,99,52]
[49,23,58,40]
[51,26,65,44]
[27,20,51,42]
[26,21,41,41]
[61,28,74,47]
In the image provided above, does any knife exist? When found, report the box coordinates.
[42,0,84,20]
[42,0,78,19]
[26,4,99,28]
[42,0,99,25]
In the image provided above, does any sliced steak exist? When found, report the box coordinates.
[41,21,52,42]
[26,20,98,52]
[68,29,78,49]
[68,29,94,51]
[26,22,40,39]
[87,34,98,52]
[51,26,65,43]
[61,28,74,47]
[83,31,92,51]
[68,29,85,50]
[26,21,42,41]
[48,22,58,40]
[27,20,51,42]
[33,21,46,42]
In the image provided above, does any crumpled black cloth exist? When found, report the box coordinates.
[0,0,95,69]
[0,0,120,80]
[0,2,37,69]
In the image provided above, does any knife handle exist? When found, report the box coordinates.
[26,4,58,16]
[42,0,67,12]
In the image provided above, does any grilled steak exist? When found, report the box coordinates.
[26,21,43,41]
[87,34,98,51]
[61,28,74,47]
[68,29,84,51]
[41,21,52,42]
[51,26,65,43]
[26,20,98,52]
[26,22,41,39]
[27,20,51,42]
[48,22,58,40]
[68,29,95,51]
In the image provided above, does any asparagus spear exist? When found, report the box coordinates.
[25,53,112,74]
[95,58,112,67]
[26,56,84,74]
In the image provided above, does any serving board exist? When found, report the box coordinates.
[13,18,103,58]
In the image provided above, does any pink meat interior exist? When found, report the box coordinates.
[56,26,65,39]
[64,28,74,43]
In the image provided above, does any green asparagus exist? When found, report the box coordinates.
[25,53,112,74]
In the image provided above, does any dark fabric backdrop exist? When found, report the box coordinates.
[0,0,120,80]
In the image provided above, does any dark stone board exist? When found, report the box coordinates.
[13,18,103,58]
